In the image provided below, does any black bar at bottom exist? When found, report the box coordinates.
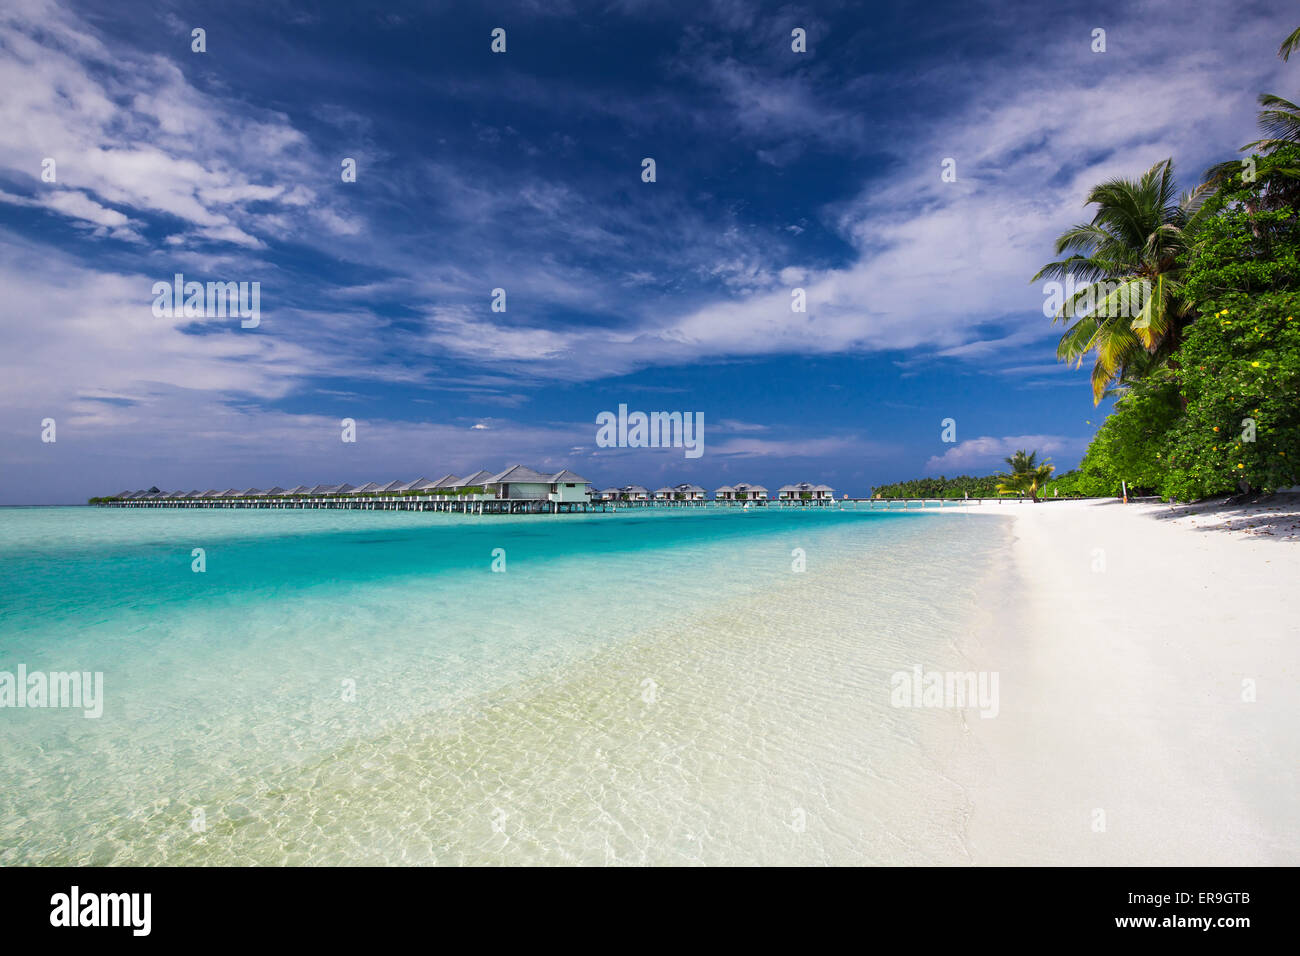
[0,865,1285,943]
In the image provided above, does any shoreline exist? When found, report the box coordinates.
[945,498,1300,864]
[3,501,1294,864]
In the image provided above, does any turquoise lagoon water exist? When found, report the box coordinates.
[0,505,1012,865]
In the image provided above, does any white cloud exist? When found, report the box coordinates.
[0,0,352,250]
[923,435,1079,473]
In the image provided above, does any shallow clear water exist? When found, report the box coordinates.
[0,505,1011,864]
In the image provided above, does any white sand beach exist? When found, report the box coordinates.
[941,497,1300,865]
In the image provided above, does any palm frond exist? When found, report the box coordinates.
[1280,26,1300,61]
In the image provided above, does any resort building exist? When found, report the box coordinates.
[777,482,836,504]
[650,483,707,505]
[545,470,594,503]
[399,477,440,493]
[449,470,496,500]
[714,483,769,504]
[482,465,553,500]
[591,485,655,505]
[481,465,593,504]
[96,467,609,514]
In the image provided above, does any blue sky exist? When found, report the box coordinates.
[0,0,1294,503]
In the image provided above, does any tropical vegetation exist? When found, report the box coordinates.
[994,450,1055,501]
[1035,30,1300,500]
[871,474,1003,499]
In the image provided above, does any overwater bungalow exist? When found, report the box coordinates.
[546,469,594,503]
[714,483,767,504]
[482,464,551,499]
[651,483,707,505]
[777,482,836,504]
[599,484,649,504]
[479,465,592,504]
[425,474,459,492]
[97,466,598,513]
[450,470,496,499]
[397,476,437,493]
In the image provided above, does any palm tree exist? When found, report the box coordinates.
[1279,26,1300,61]
[1232,27,1300,155]
[995,450,1055,503]
[1240,93,1300,154]
[1033,159,1208,403]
